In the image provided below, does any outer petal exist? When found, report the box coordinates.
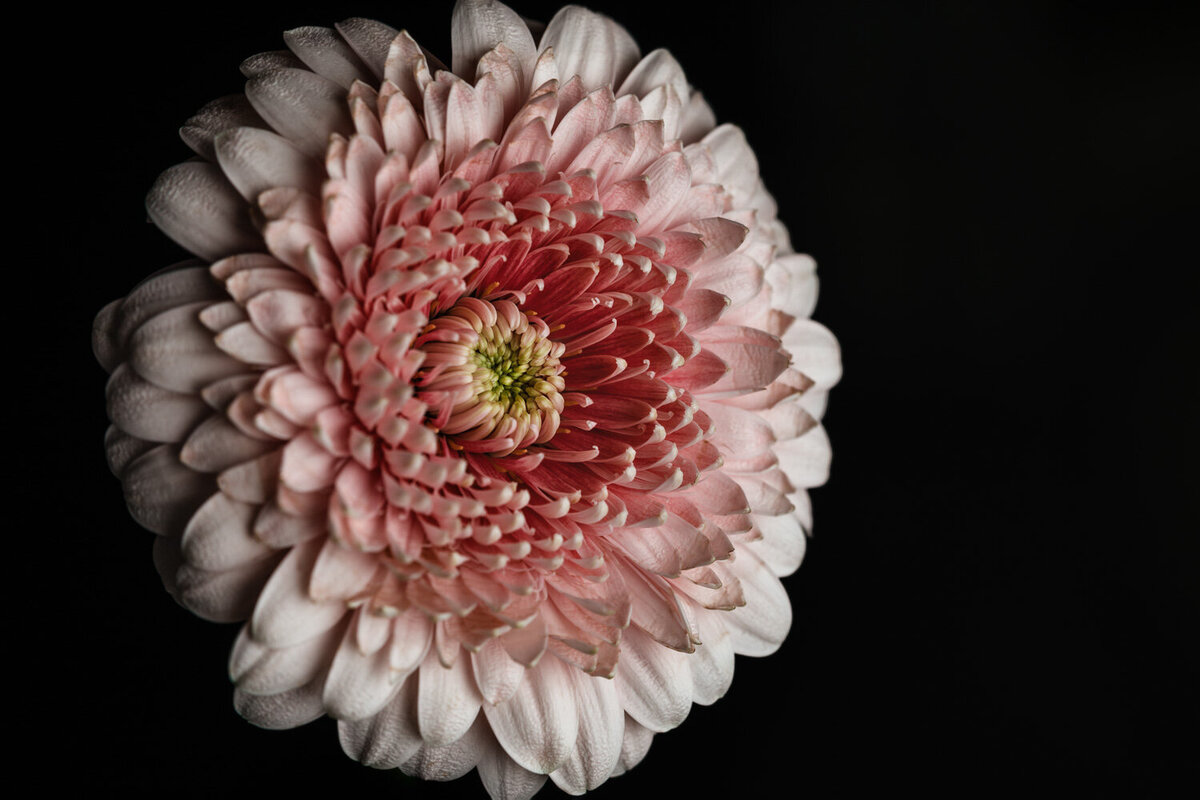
[452,0,537,82]
[612,625,693,733]
[145,162,261,260]
[483,655,579,774]
[549,667,624,794]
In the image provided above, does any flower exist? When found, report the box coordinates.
[92,1,841,796]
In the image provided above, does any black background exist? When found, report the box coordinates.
[23,0,1197,794]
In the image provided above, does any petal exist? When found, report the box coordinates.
[283,26,373,89]
[477,734,548,800]
[452,0,537,83]
[338,675,423,768]
[245,68,353,158]
[686,604,735,705]
[175,554,281,622]
[233,619,345,695]
[251,538,349,649]
[418,649,484,746]
[471,638,526,706]
[215,126,321,200]
[180,94,267,160]
[105,364,209,442]
[612,625,693,733]
[146,162,260,260]
[234,676,326,730]
[401,713,489,781]
[181,416,278,473]
[549,667,624,794]
[775,424,833,489]
[335,18,399,80]
[747,510,808,577]
[783,319,843,389]
[324,620,404,720]
[121,445,214,535]
[722,547,792,656]
[181,492,274,571]
[611,715,653,776]
[483,654,579,774]
[618,48,686,102]
[540,6,639,92]
[129,302,245,394]
[104,425,154,476]
[280,433,342,492]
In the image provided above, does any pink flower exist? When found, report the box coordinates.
[93,1,841,796]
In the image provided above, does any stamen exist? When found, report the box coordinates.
[418,298,566,455]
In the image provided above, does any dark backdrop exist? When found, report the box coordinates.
[25,0,1197,794]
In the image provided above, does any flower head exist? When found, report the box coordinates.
[93,1,841,795]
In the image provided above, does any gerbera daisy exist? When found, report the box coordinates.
[93,1,841,795]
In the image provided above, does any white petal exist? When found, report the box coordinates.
[723,547,793,656]
[549,668,624,794]
[767,253,819,319]
[799,388,829,420]
[309,537,379,600]
[324,620,404,720]
[215,126,322,201]
[251,538,349,648]
[180,94,265,160]
[108,264,221,350]
[106,363,209,442]
[93,299,123,372]
[241,50,305,78]
[121,445,214,535]
[235,620,344,695]
[229,623,268,681]
[539,6,639,92]
[218,449,283,504]
[472,639,526,705]
[175,554,281,622]
[402,713,489,781]
[335,18,399,80]
[611,714,653,776]
[253,502,325,548]
[283,26,373,89]
[687,605,735,705]
[234,676,326,729]
[483,654,579,774]
[477,735,548,800]
[181,492,274,571]
[214,320,290,365]
[678,91,716,144]
[104,425,154,476]
[180,415,278,473]
[418,650,484,746]
[129,302,245,394]
[357,607,392,655]
[783,319,843,389]
[390,613,435,673]
[145,162,260,261]
[749,511,809,577]
[775,424,833,490]
[452,0,537,82]
[245,68,353,158]
[612,625,693,732]
[702,124,760,202]
[618,48,687,102]
[338,675,422,768]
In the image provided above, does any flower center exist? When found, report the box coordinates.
[418,297,565,455]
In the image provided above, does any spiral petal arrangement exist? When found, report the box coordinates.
[93,2,841,796]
